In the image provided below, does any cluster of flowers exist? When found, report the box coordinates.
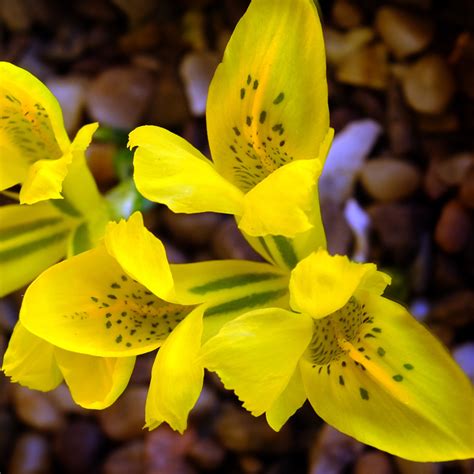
[1,0,472,461]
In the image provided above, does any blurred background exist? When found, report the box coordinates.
[0,0,473,472]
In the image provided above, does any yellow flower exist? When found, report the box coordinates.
[201,249,474,461]
[129,0,333,269]
[6,212,289,430]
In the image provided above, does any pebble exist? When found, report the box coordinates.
[459,166,474,208]
[86,142,118,187]
[212,219,262,261]
[46,76,88,134]
[162,208,222,248]
[86,67,154,130]
[360,158,421,201]
[395,457,441,474]
[179,52,220,117]
[434,200,471,253]
[0,0,32,31]
[12,385,64,432]
[308,424,364,474]
[8,433,51,474]
[46,384,87,415]
[402,55,456,115]
[214,404,291,454]
[119,21,161,54]
[331,0,363,29]
[432,153,473,187]
[336,43,389,90]
[354,451,394,474]
[321,198,352,257]
[452,343,474,382]
[429,290,474,327]
[324,27,374,66]
[432,253,464,291]
[110,0,158,26]
[187,437,226,470]
[424,160,450,200]
[103,440,145,474]
[375,6,433,59]
[54,418,104,474]
[97,385,147,440]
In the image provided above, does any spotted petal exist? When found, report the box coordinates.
[146,307,204,433]
[130,126,244,215]
[207,0,329,192]
[201,308,313,416]
[300,294,474,461]
[55,348,135,409]
[21,245,194,357]
[2,322,63,391]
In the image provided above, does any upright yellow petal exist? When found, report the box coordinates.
[207,0,329,191]
[201,308,313,416]
[2,322,63,391]
[55,348,135,409]
[289,249,389,318]
[21,246,193,357]
[145,308,204,433]
[104,212,174,301]
[130,126,244,215]
[300,294,474,461]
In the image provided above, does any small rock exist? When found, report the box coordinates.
[12,385,64,432]
[453,343,474,382]
[119,21,161,54]
[86,67,154,130]
[354,451,394,474]
[432,252,464,291]
[459,166,474,208]
[331,0,363,29]
[55,418,104,474]
[97,385,147,440]
[239,456,263,474]
[111,0,158,26]
[402,55,456,115]
[212,219,262,261]
[214,403,291,454]
[324,27,374,66]
[46,384,87,415]
[179,52,220,117]
[0,0,32,31]
[432,153,473,187]
[375,6,433,59]
[46,76,88,135]
[103,441,145,474]
[308,424,364,474]
[429,290,474,327]
[321,198,353,257]
[187,437,225,470]
[145,425,197,474]
[336,43,389,90]
[162,208,221,248]
[417,112,459,133]
[86,142,118,187]
[434,200,471,253]
[395,457,441,474]
[8,433,51,474]
[360,158,421,201]
[424,160,450,200]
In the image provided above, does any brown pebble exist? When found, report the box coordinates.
[395,457,441,474]
[434,200,471,253]
[354,451,394,474]
[86,66,154,130]
[433,153,473,187]
[97,385,147,440]
[331,0,363,29]
[103,440,145,474]
[402,55,456,115]
[424,160,450,200]
[429,290,474,327]
[86,142,118,187]
[187,437,225,470]
[46,384,87,415]
[375,6,433,59]
[12,385,64,432]
[360,158,421,201]
[459,166,474,208]
[9,432,51,474]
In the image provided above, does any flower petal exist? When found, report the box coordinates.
[2,322,63,391]
[207,0,329,191]
[289,249,389,318]
[145,307,204,433]
[0,201,73,297]
[104,212,174,301]
[21,245,194,357]
[265,366,306,431]
[300,294,474,461]
[201,308,313,416]
[130,126,244,215]
[55,348,135,409]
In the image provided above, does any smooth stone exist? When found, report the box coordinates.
[375,6,433,59]
[395,457,441,474]
[12,385,64,432]
[325,27,374,66]
[402,55,456,115]
[46,384,87,414]
[432,153,473,186]
[8,432,51,474]
[434,200,471,253]
[429,290,474,327]
[187,437,225,470]
[103,440,145,474]
[354,451,394,474]
[97,385,147,440]
[360,158,421,201]
[179,52,220,117]
[86,67,154,130]
[331,0,363,29]
[453,343,474,382]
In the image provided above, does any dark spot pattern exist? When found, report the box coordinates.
[227,74,292,191]
[62,273,193,350]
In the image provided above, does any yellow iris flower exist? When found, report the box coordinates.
[129,0,333,270]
